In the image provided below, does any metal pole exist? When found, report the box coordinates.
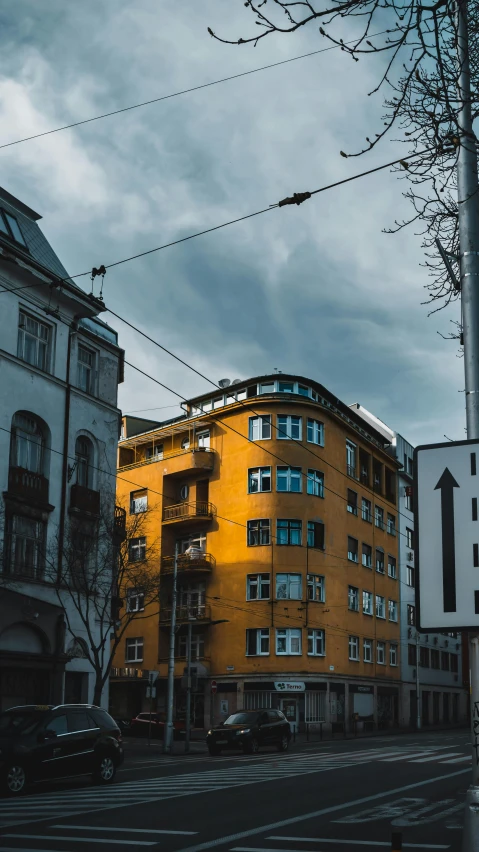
[416,632,421,730]
[163,542,178,753]
[185,619,193,754]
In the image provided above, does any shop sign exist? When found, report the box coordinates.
[274,681,305,692]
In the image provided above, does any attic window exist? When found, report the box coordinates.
[0,210,27,247]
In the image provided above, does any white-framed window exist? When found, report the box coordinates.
[146,444,163,460]
[277,519,302,545]
[178,533,206,554]
[375,506,384,529]
[178,632,205,660]
[348,585,359,612]
[126,589,145,613]
[278,380,294,393]
[388,555,397,579]
[129,536,146,562]
[181,436,190,450]
[75,436,93,489]
[277,466,302,492]
[130,489,147,514]
[363,638,373,663]
[2,210,27,245]
[362,497,372,522]
[248,467,271,493]
[388,599,398,622]
[407,604,416,625]
[259,381,275,394]
[307,418,324,446]
[298,384,310,397]
[247,519,271,546]
[347,489,358,515]
[249,415,272,441]
[306,469,324,497]
[390,643,398,666]
[407,565,415,586]
[346,441,356,476]
[376,594,386,619]
[307,574,325,602]
[307,521,325,550]
[276,573,302,600]
[376,548,385,573]
[77,344,96,394]
[377,641,386,665]
[349,635,359,661]
[348,536,359,562]
[212,396,223,410]
[363,590,373,615]
[387,513,396,536]
[197,430,210,448]
[276,628,302,655]
[277,415,302,440]
[5,514,46,580]
[246,628,270,656]
[125,637,143,662]
[247,573,270,600]
[308,629,325,656]
[406,527,414,548]
[362,543,372,568]
[11,412,45,474]
[17,310,51,372]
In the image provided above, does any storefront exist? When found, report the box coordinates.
[242,680,327,732]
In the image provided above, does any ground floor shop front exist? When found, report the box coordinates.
[399,682,468,728]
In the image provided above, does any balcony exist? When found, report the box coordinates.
[346,465,357,480]
[162,552,215,575]
[69,483,100,515]
[162,501,216,525]
[7,467,49,507]
[160,603,211,625]
[119,446,215,476]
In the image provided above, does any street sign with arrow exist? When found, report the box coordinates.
[415,438,479,630]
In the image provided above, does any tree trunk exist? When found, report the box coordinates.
[93,671,105,707]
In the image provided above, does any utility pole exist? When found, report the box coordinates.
[456,0,479,846]
[185,617,193,754]
[163,542,178,754]
[416,632,421,730]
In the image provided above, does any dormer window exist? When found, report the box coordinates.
[0,210,27,246]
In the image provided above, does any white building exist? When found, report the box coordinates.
[350,404,467,728]
[0,187,124,709]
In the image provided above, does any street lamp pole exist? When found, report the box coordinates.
[185,618,193,754]
[163,542,178,754]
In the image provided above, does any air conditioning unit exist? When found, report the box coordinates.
[407,552,414,562]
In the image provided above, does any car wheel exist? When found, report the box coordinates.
[4,764,27,796]
[244,737,260,755]
[277,735,289,752]
[93,755,116,784]
[208,746,221,756]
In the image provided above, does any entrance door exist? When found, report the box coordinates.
[280,698,298,733]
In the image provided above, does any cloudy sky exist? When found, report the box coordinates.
[0,0,465,446]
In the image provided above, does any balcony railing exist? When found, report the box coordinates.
[163,501,216,523]
[160,603,211,624]
[119,446,215,473]
[162,552,215,574]
[8,467,49,506]
[346,465,357,479]
[69,483,100,515]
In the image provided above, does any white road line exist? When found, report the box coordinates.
[266,837,450,848]
[53,825,198,835]
[440,755,472,764]
[411,753,463,763]
[2,834,156,846]
[380,752,435,762]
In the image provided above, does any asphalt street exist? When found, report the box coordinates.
[0,729,472,852]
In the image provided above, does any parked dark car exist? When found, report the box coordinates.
[206,709,291,755]
[129,712,186,739]
[0,704,124,796]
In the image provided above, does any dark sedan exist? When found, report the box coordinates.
[206,709,291,755]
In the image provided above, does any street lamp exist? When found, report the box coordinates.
[185,617,229,754]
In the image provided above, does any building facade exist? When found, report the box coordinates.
[0,187,124,710]
[112,374,402,733]
[350,405,467,726]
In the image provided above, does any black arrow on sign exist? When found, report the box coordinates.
[434,467,460,612]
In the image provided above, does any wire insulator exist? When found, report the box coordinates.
[278,191,312,207]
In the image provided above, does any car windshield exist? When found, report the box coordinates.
[0,709,46,735]
[223,712,258,726]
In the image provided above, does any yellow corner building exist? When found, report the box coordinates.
[110,374,401,734]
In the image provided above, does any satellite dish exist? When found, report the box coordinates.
[218,378,231,388]
[230,379,241,385]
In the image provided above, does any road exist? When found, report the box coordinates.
[0,729,472,852]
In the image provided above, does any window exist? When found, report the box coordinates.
[420,647,430,668]
[307,521,325,550]
[130,489,147,514]
[181,436,190,450]
[349,635,359,661]
[362,498,372,523]
[276,628,302,655]
[249,415,271,441]
[406,528,414,548]
[363,639,373,663]
[277,466,302,492]
[277,519,302,546]
[307,574,325,602]
[407,565,415,586]
[126,589,145,612]
[347,489,358,515]
[5,515,45,579]
[407,604,416,626]
[247,574,270,600]
[388,599,398,622]
[278,381,294,393]
[1,210,27,245]
[405,489,414,512]
[298,384,310,397]
[277,415,302,440]
[259,382,275,394]
[307,469,324,497]
[348,585,359,612]
[376,595,386,619]
[387,514,396,536]
[307,629,325,656]
[47,714,68,736]
[431,649,440,669]
[125,637,143,662]
[248,467,271,493]
[146,444,163,460]
[363,590,373,616]
[307,418,324,446]
[362,543,372,568]
[76,437,93,489]
[276,574,302,600]
[408,644,417,666]
[387,555,397,579]
[441,651,450,671]
[450,654,458,673]
[129,537,146,562]
[178,533,206,554]
[197,430,210,448]
[178,632,205,660]
[377,641,386,665]
[246,628,270,656]
[77,344,96,394]
[373,460,383,492]
[376,549,385,574]
[375,506,384,529]
[385,468,396,502]
[247,519,271,546]
[11,412,44,473]
[346,441,356,477]
[17,311,50,371]
[348,536,358,562]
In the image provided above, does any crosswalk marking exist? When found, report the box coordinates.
[380,751,436,762]
[441,755,472,764]
[411,752,462,763]
[53,825,198,835]
[2,834,157,846]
